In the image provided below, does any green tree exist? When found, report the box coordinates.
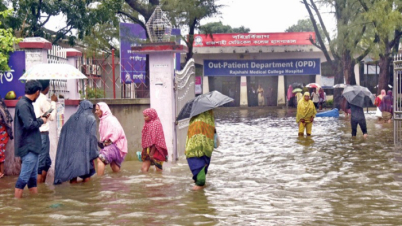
[285,18,325,36]
[0,9,22,71]
[164,0,222,62]
[302,0,371,108]
[6,0,92,45]
[199,21,250,34]
[358,0,402,94]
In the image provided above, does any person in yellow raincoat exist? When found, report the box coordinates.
[296,92,317,136]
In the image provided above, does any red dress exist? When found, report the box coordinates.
[0,123,9,163]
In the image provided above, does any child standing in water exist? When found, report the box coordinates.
[141,108,168,172]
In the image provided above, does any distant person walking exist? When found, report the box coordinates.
[96,102,127,176]
[0,95,13,178]
[257,85,265,106]
[311,88,319,109]
[14,80,48,198]
[33,80,58,183]
[374,89,386,120]
[296,92,317,137]
[380,90,393,123]
[140,108,168,172]
[54,100,99,184]
[186,110,216,190]
[347,102,368,138]
[287,85,293,107]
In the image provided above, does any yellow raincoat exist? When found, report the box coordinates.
[296,92,317,136]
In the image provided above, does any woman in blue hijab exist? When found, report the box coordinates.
[54,100,99,184]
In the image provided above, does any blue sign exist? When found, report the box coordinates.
[119,23,181,84]
[204,59,321,76]
[0,51,25,99]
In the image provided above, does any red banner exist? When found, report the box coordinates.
[193,32,315,47]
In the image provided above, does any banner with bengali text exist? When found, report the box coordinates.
[193,32,315,47]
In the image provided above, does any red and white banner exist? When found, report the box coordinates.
[193,32,315,47]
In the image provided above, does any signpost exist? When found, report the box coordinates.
[204,59,321,76]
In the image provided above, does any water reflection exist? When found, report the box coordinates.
[1,107,402,225]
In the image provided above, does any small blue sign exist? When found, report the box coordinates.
[0,51,25,99]
[204,59,321,76]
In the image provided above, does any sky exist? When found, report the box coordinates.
[44,0,337,36]
[201,0,336,34]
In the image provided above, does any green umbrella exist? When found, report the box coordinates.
[292,88,303,93]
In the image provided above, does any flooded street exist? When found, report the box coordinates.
[1,107,401,225]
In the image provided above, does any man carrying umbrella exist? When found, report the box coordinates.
[343,85,374,138]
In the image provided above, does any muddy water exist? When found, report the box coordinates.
[1,107,401,225]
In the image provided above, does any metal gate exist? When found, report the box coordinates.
[175,59,195,159]
[394,55,402,145]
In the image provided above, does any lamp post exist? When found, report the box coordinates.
[146,6,172,43]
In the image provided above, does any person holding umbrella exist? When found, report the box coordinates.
[177,91,233,190]
[33,80,58,183]
[185,110,216,190]
[343,85,374,138]
[296,92,317,137]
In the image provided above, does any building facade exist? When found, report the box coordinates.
[190,32,362,107]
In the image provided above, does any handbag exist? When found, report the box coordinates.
[214,133,220,148]
[376,107,382,118]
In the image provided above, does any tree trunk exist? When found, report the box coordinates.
[333,63,343,110]
[342,51,357,85]
[378,47,392,94]
[185,18,197,63]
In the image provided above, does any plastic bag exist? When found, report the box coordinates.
[376,107,382,118]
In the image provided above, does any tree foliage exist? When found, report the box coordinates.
[358,0,402,93]
[4,0,92,45]
[285,18,325,38]
[0,9,22,71]
[164,0,222,62]
[302,0,372,109]
[199,21,250,34]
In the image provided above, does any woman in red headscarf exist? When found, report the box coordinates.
[141,108,168,172]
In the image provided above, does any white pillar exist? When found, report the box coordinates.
[148,52,176,161]
[240,76,248,106]
[202,76,209,94]
[354,64,360,85]
[277,75,286,105]
[315,74,322,86]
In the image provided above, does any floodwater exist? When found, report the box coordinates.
[1,107,401,225]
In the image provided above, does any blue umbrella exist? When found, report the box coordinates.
[176,90,234,121]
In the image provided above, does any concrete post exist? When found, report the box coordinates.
[202,76,209,94]
[131,44,187,161]
[240,76,248,106]
[277,75,286,105]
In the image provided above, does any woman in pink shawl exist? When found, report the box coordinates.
[287,85,294,107]
[95,102,128,175]
[141,108,168,172]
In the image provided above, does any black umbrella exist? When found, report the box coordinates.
[176,90,234,121]
[291,82,303,89]
[342,85,375,108]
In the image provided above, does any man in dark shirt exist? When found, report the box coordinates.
[14,80,48,198]
[347,102,368,138]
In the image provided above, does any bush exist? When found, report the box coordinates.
[326,99,333,107]
[79,87,105,99]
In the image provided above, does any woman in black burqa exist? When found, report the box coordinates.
[54,100,99,184]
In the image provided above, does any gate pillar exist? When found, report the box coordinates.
[132,44,187,161]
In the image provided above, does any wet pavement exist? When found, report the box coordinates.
[1,107,401,225]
